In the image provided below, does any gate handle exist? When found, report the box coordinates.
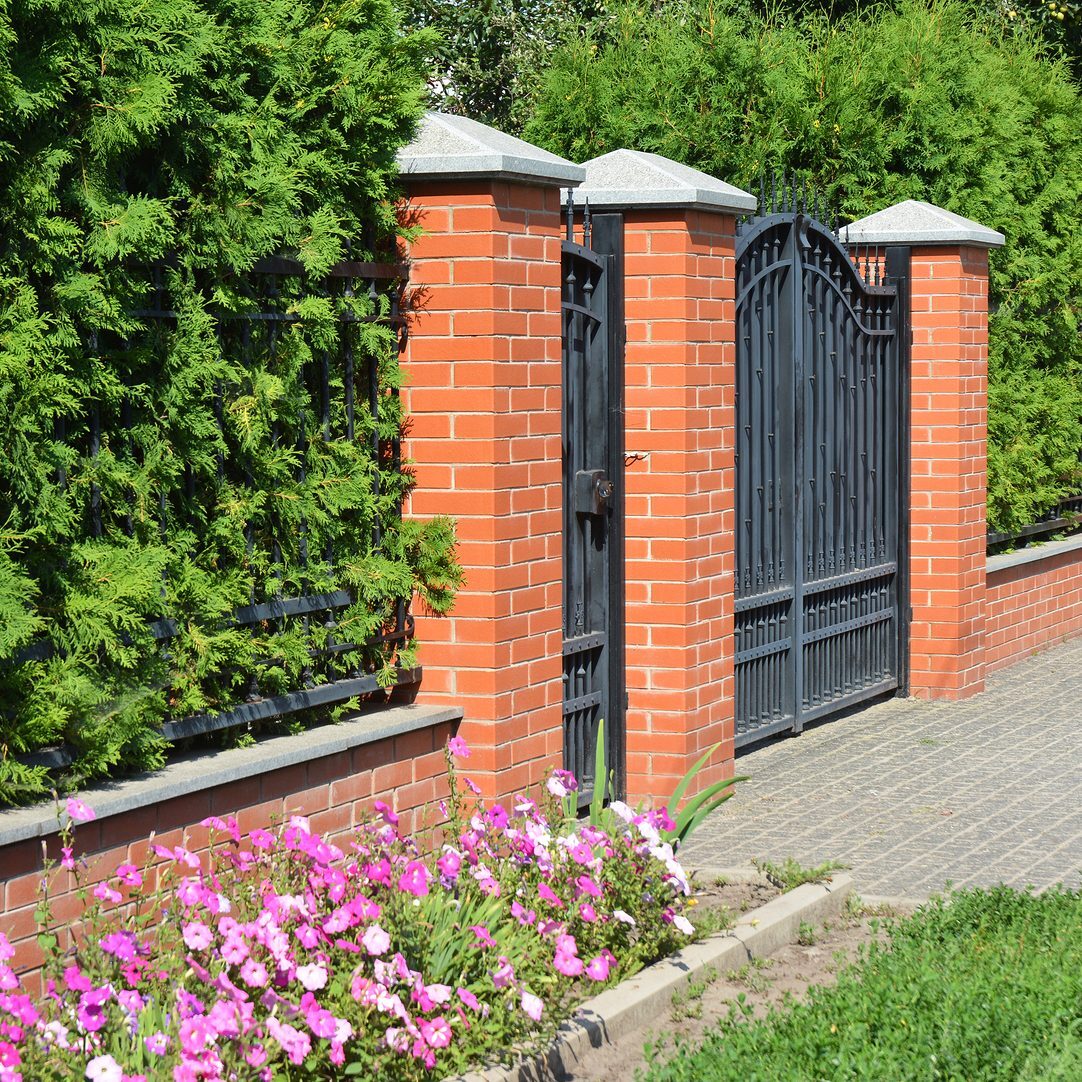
[574,469,615,515]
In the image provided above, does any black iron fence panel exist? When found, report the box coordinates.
[561,198,625,805]
[10,251,416,772]
[735,195,909,747]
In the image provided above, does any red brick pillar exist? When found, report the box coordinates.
[397,113,585,800]
[847,201,1004,700]
[576,151,755,804]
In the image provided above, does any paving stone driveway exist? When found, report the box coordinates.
[684,636,1082,899]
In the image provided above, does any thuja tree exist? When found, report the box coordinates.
[0,0,461,805]
[527,0,1082,533]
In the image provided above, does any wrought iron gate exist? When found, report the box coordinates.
[562,199,625,802]
[734,192,909,747]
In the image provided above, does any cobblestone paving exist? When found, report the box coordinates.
[684,636,1082,899]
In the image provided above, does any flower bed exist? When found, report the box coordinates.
[0,741,696,1081]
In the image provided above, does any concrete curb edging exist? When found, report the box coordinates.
[448,872,855,1082]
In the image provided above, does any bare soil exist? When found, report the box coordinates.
[555,878,903,1082]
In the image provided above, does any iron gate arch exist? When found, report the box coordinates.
[561,200,625,804]
[734,199,910,747]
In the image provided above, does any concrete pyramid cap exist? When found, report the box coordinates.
[568,149,756,213]
[397,111,585,187]
[844,199,1004,248]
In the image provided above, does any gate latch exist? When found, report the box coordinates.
[574,469,615,515]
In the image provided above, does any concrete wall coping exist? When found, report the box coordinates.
[987,531,1082,575]
[397,112,585,187]
[844,199,1005,248]
[569,148,756,213]
[0,703,463,849]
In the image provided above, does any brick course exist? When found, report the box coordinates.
[986,549,1082,672]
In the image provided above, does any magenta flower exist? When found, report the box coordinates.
[585,954,612,981]
[99,931,137,962]
[576,874,603,899]
[469,924,496,949]
[220,937,249,966]
[0,934,13,963]
[436,850,462,879]
[463,776,482,796]
[266,1016,311,1065]
[179,1014,213,1054]
[114,863,142,889]
[249,828,275,850]
[487,804,510,830]
[579,902,598,923]
[60,846,75,871]
[76,987,110,1033]
[239,959,268,989]
[397,860,430,898]
[65,797,95,823]
[92,882,122,905]
[554,951,584,977]
[182,921,213,951]
[420,1015,452,1049]
[537,882,564,908]
[373,800,399,826]
[457,986,480,1011]
[447,736,470,759]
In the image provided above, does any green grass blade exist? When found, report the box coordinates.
[590,718,608,825]
[666,741,723,814]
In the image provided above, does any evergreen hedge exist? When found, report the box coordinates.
[0,0,460,805]
[526,0,1082,533]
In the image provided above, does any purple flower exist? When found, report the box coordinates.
[447,736,470,759]
[76,987,110,1033]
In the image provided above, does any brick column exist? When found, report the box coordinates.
[847,201,1004,700]
[576,151,755,804]
[397,113,585,801]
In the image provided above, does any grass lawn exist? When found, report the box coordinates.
[640,884,1082,1081]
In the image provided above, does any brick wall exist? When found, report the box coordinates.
[621,208,737,803]
[402,179,565,804]
[907,245,989,698]
[986,547,1082,673]
[3,720,454,989]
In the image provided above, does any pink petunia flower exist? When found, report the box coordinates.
[65,797,95,823]
[182,922,213,951]
[239,959,268,989]
[397,861,430,898]
[420,1015,452,1050]
[457,986,480,1011]
[553,951,584,977]
[361,924,391,956]
[585,954,611,981]
[447,736,470,759]
[114,863,142,889]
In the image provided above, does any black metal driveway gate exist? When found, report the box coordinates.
[561,198,625,803]
[734,193,910,747]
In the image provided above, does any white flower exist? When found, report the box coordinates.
[296,963,328,991]
[608,800,635,823]
[672,914,694,936]
[85,1055,123,1082]
[613,909,637,926]
[546,775,571,798]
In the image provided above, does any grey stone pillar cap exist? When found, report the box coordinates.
[565,149,756,213]
[397,111,585,187]
[844,199,1004,248]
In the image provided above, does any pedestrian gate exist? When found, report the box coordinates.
[734,196,909,747]
[561,201,625,802]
